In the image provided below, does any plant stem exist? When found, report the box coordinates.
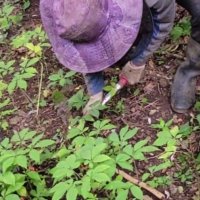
[116,169,165,199]
[36,62,43,117]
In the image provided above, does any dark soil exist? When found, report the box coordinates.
[2,1,200,200]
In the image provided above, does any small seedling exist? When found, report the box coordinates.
[0,98,15,130]
[115,99,125,113]
[151,119,189,159]
[147,176,172,188]
[170,17,191,41]
[104,82,118,98]
[8,57,39,94]
[23,0,31,10]
[140,97,149,106]
[11,26,49,49]
[68,89,88,110]
[133,88,140,96]
[0,2,22,41]
[0,60,15,77]
[49,69,76,87]
[174,169,193,184]
[0,81,7,98]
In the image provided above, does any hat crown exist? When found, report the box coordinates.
[54,0,109,42]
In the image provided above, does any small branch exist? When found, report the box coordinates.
[22,90,35,106]
[116,169,165,199]
[36,62,44,117]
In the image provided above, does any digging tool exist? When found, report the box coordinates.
[102,75,128,105]
[102,62,145,105]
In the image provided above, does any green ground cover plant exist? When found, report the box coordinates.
[170,17,191,41]
[0,1,199,200]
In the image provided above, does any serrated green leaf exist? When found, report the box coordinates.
[119,126,129,140]
[6,181,25,196]
[15,155,27,169]
[1,138,10,148]
[108,132,119,144]
[130,185,143,200]
[81,176,91,198]
[93,155,110,163]
[116,154,131,162]
[133,140,148,151]
[159,152,174,159]
[5,194,20,200]
[49,74,60,81]
[123,128,138,141]
[27,57,40,67]
[31,134,44,146]
[106,180,128,190]
[0,152,14,163]
[117,161,133,171]
[93,164,110,173]
[2,157,14,173]
[35,139,55,148]
[23,131,37,140]
[17,79,27,90]
[141,146,159,153]
[25,67,37,74]
[92,173,110,183]
[123,145,133,156]
[8,80,16,94]
[23,0,31,9]
[29,149,41,163]
[68,89,87,110]
[27,171,41,182]
[92,143,107,158]
[51,182,68,200]
[3,172,15,186]
[68,128,82,139]
[17,186,27,197]
[53,148,69,158]
[148,161,172,174]
[153,130,171,147]
[116,189,128,200]
[133,151,145,161]
[142,173,151,181]
[170,126,179,137]
[59,78,66,86]
[66,185,78,200]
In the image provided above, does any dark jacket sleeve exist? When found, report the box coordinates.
[131,0,176,65]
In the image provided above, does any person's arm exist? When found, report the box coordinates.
[131,0,176,66]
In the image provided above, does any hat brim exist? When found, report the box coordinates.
[40,0,143,73]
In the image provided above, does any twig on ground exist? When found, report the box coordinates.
[165,52,185,60]
[116,169,165,200]
[22,90,35,106]
[144,100,159,109]
[36,62,44,117]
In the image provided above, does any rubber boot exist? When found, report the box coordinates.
[171,38,200,113]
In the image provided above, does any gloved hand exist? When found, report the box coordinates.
[121,61,145,85]
[83,91,103,115]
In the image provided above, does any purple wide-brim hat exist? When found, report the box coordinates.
[40,0,143,73]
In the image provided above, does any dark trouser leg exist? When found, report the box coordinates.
[171,0,200,113]
[176,0,200,43]
[84,72,104,96]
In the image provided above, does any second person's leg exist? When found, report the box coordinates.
[171,0,200,113]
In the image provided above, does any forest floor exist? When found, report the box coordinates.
[0,1,200,200]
